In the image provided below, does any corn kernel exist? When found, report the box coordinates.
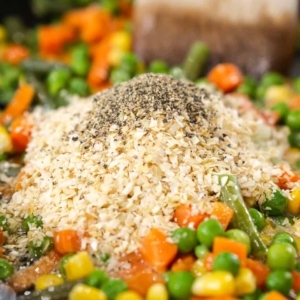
[146,283,168,300]
[69,283,107,300]
[108,48,125,67]
[234,268,256,296]
[116,290,143,300]
[192,271,235,297]
[265,85,294,108]
[65,251,95,281]
[191,259,207,277]
[35,274,64,291]
[0,126,12,153]
[288,188,300,215]
[110,31,132,52]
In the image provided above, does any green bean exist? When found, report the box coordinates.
[21,59,70,76]
[218,174,267,258]
[17,279,84,300]
[182,41,210,81]
[26,73,56,109]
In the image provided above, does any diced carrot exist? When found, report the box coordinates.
[38,24,76,55]
[173,204,208,229]
[139,228,178,271]
[9,114,32,153]
[278,166,300,190]
[3,44,30,65]
[0,247,3,257]
[292,271,300,293]
[289,95,300,110]
[207,63,243,93]
[212,237,247,266]
[0,229,5,246]
[0,84,35,125]
[171,254,196,272]
[246,258,270,289]
[211,202,234,230]
[125,267,164,297]
[190,297,239,300]
[203,252,215,271]
[263,291,287,300]
[87,59,110,87]
[53,229,82,255]
[80,9,112,44]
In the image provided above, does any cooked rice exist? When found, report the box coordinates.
[1,74,289,259]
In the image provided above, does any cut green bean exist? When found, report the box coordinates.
[182,41,210,81]
[218,174,267,258]
[21,59,70,76]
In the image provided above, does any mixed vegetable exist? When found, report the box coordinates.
[1,1,300,300]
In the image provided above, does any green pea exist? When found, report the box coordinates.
[196,218,224,248]
[0,153,8,162]
[119,53,139,76]
[194,244,209,259]
[47,68,71,96]
[288,131,300,148]
[225,229,251,254]
[295,261,300,272]
[266,270,292,296]
[271,102,289,122]
[101,279,128,300]
[260,190,287,216]
[286,110,300,131]
[99,252,111,263]
[248,208,266,231]
[85,269,109,288]
[169,66,183,80]
[271,232,297,250]
[171,227,198,254]
[293,77,300,94]
[28,236,53,258]
[148,60,169,74]
[101,0,119,14]
[212,252,241,276]
[260,72,284,87]
[58,253,75,277]
[255,85,268,102]
[267,243,296,271]
[242,289,262,300]
[70,44,90,76]
[195,77,208,85]
[22,215,43,232]
[69,78,90,97]
[0,215,10,232]
[110,68,132,85]
[0,258,14,280]
[237,76,257,98]
[167,271,194,300]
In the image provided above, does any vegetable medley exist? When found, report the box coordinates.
[1,1,300,300]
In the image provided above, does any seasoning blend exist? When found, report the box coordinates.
[134,0,298,77]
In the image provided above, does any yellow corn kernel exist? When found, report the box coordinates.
[0,25,6,42]
[0,126,12,153]
[35,274,64,291]
[69,283,107,300]
[116,290,143,300]
[264,85,294,108]
[108,48,125,67]
[65,251,95,281]
[287,188,300,215]
[110,31,132,52]
[146,283,168,300]
[234,268,256,296]
[192,271,235,297]
[191,259,207,277]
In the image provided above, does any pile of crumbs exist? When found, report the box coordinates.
[0,74,289,262]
